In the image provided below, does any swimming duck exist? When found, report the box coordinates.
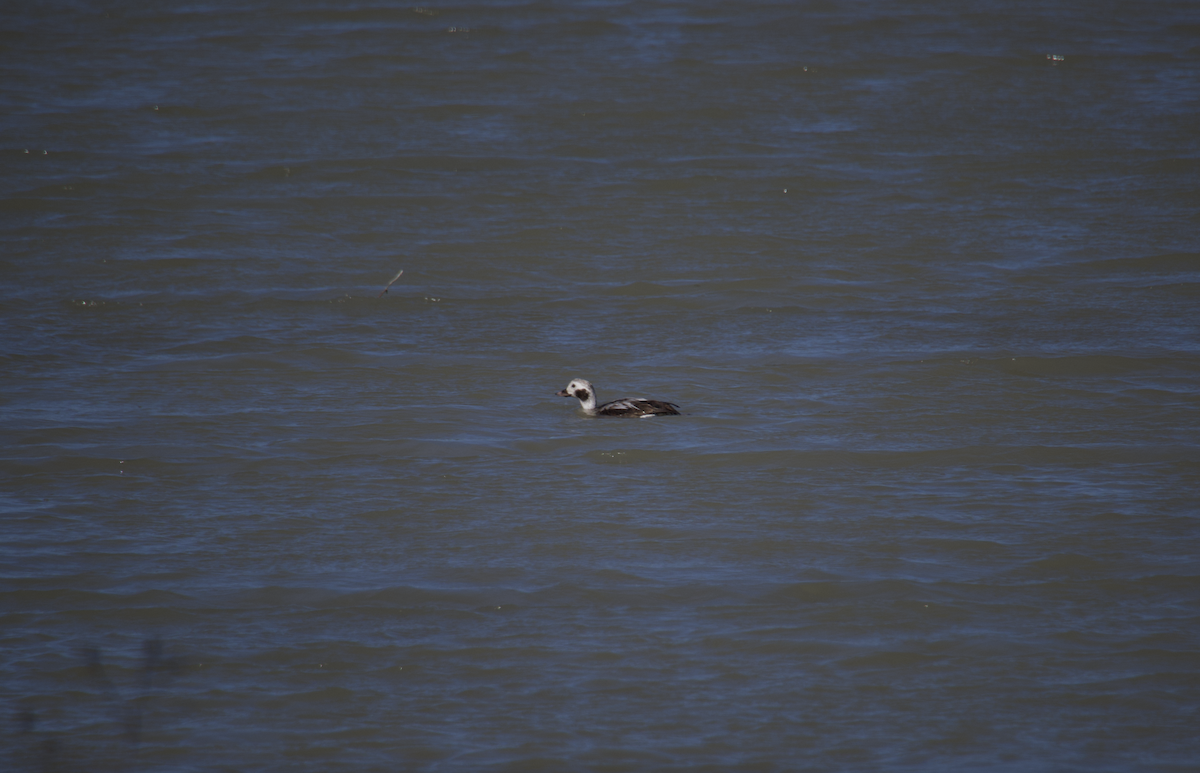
[556,378,681,417]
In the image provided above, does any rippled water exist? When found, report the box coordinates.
[3,1,1200,771]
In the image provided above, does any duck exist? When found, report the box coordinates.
[556,378,681,417]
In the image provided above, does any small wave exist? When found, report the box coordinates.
[986,354,1200,378]
[540,19,629,37]
[1063,251,1200,276]
[4,588,193,611]
[1010,553,1111,578]
[757,581,853,604]
[584,444,1180,469]
[838,650,934,670]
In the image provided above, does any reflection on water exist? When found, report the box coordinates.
[10,641,185,772]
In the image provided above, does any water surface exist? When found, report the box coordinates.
[3,1,1199,771]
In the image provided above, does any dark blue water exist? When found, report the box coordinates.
[3,2,1199,771]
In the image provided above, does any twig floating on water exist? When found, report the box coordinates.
[378,269,404,297]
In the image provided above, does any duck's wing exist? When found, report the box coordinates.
[636,399,681,415]
[596,398,681,416]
